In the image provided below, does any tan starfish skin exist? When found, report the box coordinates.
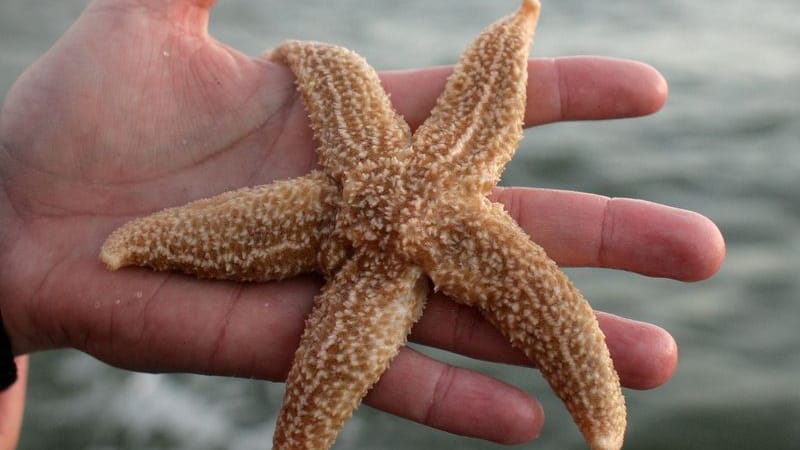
[100,1,626,449]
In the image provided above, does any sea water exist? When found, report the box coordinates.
[1,0,798,448]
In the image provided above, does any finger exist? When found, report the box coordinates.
[597,311,678,390]
[381,56,667,130]
[526,56,668,125]
[491,187,726,281]
[365,346,543,445]
[44,268,543,443]
[411,296,678,390]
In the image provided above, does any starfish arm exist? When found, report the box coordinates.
[268,41,412,184]
[409,0,540,195]
[406,195,625,450]
[100,171,340,281]
[273,251,428,450]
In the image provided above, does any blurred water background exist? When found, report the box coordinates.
[1,0,799,448]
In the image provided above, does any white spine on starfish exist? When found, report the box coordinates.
[100,171,340,281]
[409,0,538,196]
[273,251,428,450]
[269,42,412,185]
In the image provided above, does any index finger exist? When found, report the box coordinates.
[381,56,668,129]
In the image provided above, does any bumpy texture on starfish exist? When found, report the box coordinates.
[100,1,626,449]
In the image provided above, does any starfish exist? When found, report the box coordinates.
[100,1,626,449]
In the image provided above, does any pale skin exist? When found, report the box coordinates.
[0,0,725,447]
[0,357,26,450]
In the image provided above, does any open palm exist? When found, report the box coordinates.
[0,0,724,444]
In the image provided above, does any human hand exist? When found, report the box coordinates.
[0,356,26,450]
[0,0,724,444]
